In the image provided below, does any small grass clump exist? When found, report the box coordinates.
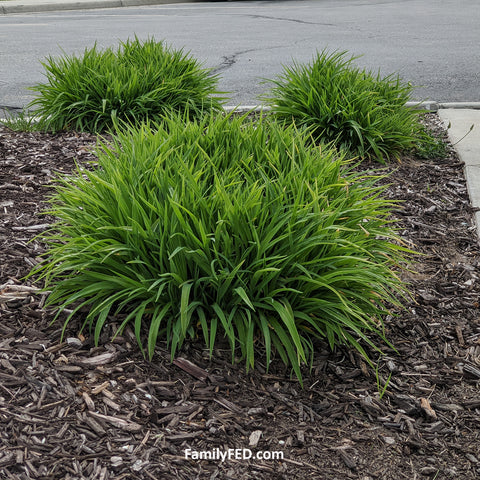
[0,109,40,132]
[31,113,410,383]
[263,50,425,163]
[414,126,449,159]
[28,37,223,132]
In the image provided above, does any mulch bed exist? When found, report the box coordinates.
[1,114,480,480]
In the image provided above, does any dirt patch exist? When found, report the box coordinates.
[1,115,480,480]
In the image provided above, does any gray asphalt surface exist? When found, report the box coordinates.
[1,0,479,111]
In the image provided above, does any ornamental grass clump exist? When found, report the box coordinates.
[264,50,424,163]
[32,113,410,382]
[28,37,223,133]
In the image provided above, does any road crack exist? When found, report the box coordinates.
[210,48,257,75]
[242,14,333,27]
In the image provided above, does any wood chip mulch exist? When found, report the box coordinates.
[1,114,480,480]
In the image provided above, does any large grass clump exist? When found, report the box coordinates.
[32,113,410,382]
[264,50,425,162]
[28,37,223,132]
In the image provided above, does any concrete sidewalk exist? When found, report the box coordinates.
[0,0,192,15]
[438,108,480,242]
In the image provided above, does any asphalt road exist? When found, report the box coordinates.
[1,0,479,113]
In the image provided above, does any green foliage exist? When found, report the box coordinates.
[31,112,410,383]
[263,50,425,163]
[0,108,40,132]
[414,127,448,159]
[375,361,392,400]
[28,37,224,132]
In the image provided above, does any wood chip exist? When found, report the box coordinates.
[12,223,50,231]
[420,397,437,419]
[213,396,242,414]
[173,357,208,381]
[82,392,95,411]
[102,397,122,412]
[84,415,107,436]
[455,325,465,346]
[0,283,43,302]
[73,352,119,367]
[56,365,83,373]
[66,337,83,348]
[247,407,266,416]
[156,405,199,416]
[165,432,202,443]
[463,363,480,378]
[91,381,110,395]
[0,283,41,293]
[339,449,357,470]
[249,430,262,447]
[89,412,142,432]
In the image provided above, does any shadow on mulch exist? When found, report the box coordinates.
[1,115,480,480]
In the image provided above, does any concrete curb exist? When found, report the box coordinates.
[404,101,480,112]
[438,102,480,110]
[0,0,192,15]
[223,102,480,113]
